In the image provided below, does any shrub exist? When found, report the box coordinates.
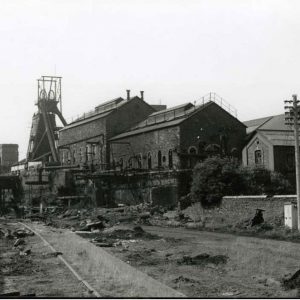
[190,157,293,208]
[191,157,243,207]
[238,166,292,195]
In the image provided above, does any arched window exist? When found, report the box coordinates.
[79,148,82,162]
[188,146,197,155]
[128,158,132,169]
[255,150,262,165]
[85,145,89,162]
[137,154,142,169]
[168,150,173,168]
[158,150,162,168]
[72,150,76,164]
[67,150,71,164]
[148,152,152,169]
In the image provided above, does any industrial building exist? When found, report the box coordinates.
[0,144,18,172]
[107,93,246,205]
[243,114,297,185]
[58,91,156,170]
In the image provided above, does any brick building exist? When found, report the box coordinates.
[58,91,155,170]
[243,114,297,185]
[0,144,18,169]
[108,100,246,205]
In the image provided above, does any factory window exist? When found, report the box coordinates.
[168,150,173,168]
[254,150,262,165]
[85,145,89,162]
[157,150,162,168]
[119,158,123,170]
[91,144,96,161]
[72,150,76,164]
[67,151,71,164]
[148,152,152,169]
[138,154,142,169]
[128,158,133,169]
[79,148,82,162]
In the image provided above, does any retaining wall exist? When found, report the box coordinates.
[202,195,297,229]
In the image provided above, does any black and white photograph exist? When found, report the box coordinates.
[1,0,300,298]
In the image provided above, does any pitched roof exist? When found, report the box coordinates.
[244,114,290,134]
[60,96,139,131]
[245,114,297,146]
[131,102,194,130]
[110,101,215,140]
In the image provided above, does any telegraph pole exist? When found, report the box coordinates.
[285,94,300,230]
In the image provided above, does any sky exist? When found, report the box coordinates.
[1,0,300,160]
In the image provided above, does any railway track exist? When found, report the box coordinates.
[15,221,185,298]
[18,222,101,297]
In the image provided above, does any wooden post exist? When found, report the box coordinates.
[292,95,300,230]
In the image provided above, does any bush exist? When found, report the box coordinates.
[238,166,271,195]
[190,157,293,208]
[238,166,292,195]
[191,157,243,207]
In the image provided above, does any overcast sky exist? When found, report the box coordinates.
[1,0,300,160]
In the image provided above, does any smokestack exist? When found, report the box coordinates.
[126,89,130,100]
[140,91,144,100]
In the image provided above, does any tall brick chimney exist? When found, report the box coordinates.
[126,90,130,100]
[140,91,144,100]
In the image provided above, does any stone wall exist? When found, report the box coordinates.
[201,196,295,229]
[110,126,181,170]
[180,102,246,160]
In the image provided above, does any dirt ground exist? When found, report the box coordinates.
[78,224,300,298]
[2,208,300,298]
[0,220,90,297]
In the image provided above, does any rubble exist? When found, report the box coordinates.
[14,238,25,247]
[19,248,31,256]
[177,253,228,265]
[13,228,35,238]
[43,251,63,258]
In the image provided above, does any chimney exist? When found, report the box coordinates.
[140,91,144,100]
[126,89,130,100]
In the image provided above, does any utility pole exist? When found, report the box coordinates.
[285,94,300,230]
